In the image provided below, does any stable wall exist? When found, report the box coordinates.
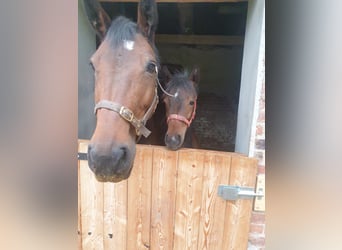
[78,0,96,139]
[158,44,243,101]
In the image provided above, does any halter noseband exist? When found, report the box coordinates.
[94,87,158,138]
[167,100,197,127]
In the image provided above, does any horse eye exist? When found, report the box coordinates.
[146,62,156,74]
[189,101,195,106]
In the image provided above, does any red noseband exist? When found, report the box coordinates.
[167,100,197,127]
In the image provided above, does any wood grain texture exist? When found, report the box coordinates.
[78,140,258,250]
[79,159,104,250]
[103,180,128,250]
[127,145,153,249]
[197,152,232,249]
[103,182,115,249]
[78,153,82,250]
[107,180,128,250]
[173,149,205,250]
[150,146,178,250]
[222,156,258,250]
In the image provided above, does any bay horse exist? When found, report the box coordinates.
[83,0,159,182]
[161,67,200,150]
[138,63,184,146]
[139,65,200,150]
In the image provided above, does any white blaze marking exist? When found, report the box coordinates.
[123,40,134,51]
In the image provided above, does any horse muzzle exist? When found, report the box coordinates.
[87,143,135,182]
[165,133,184,150]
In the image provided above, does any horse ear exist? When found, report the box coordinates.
[189,67,200,88]
[82,0,111,41]
[137,0,158,43]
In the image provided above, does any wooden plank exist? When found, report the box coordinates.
[78,151,82,249]
[78,139,258,249]
[156,34,244,46]
[101,0,247,3]
[103,183,115,249]
[103,180,128,250]
[222,155,258,250]
[253,174,265,212]
[197,152,232,249]
[78,139,127,249]
[78,140,87,250]
[150,146,178,249]
[79,158,104,250]
[78,139,89,155]
[173,149,205,249]
[127,145,154,249]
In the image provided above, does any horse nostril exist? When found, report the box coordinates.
[172,135,181,144]
[87,144,97,171]
[165,134,182,149]
[112,146,126,161]
[120,146,127,156]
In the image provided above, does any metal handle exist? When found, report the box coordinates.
[217,185,264,201]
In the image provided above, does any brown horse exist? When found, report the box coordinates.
[138,64,200,150]
[162,67,200,150]
[138,63,184,146]
[83,0,159,182]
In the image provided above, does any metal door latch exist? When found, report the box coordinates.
[217,185,264,201]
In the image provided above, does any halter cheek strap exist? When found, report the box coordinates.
[94,87,158,138]
[167,100,197,127]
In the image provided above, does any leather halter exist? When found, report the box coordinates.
[167,100,197,127]
[94,87,158,138]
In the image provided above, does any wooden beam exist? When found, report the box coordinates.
[100,0,247,2]
[155,34,244,46]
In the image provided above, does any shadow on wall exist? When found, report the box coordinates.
[78,0,96,139]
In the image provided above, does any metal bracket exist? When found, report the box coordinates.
[78,152,88,161]
[217,185,264,201]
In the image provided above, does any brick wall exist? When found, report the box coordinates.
[248,79,265,250]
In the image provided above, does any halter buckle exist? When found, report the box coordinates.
[119,106,134,122]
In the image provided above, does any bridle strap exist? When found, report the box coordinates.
[94,87,158,138]
[167,100,197,127]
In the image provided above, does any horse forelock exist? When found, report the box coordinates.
[105,16,138,49]
[165,72,198,95]
[104,16,159,62]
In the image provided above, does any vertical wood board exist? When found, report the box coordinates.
[150,147,178,250]
[79,159,104,250]
[127,146,153,249]
[78,141,258,250]
[173,150,205,250]
[222,156,258,250]
[197,153,232,250]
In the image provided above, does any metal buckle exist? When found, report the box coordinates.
[119,106,134,122]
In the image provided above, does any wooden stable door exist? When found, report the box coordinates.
[78,140,257,250]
